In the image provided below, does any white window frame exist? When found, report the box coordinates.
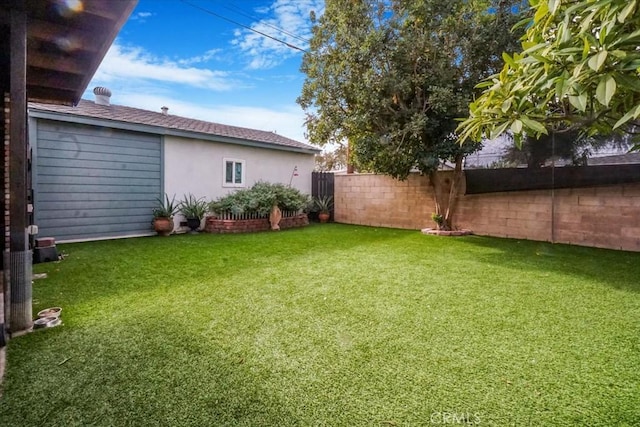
[222,158,246,187]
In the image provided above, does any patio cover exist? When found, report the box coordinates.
[0,0,137,336]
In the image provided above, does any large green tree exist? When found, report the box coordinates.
[458,0,640,148]
[298,0,525,229]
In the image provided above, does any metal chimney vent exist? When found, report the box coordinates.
[93,86,112,106]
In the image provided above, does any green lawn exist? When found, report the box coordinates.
[1,224,639,426]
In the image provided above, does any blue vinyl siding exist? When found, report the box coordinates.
[33,120,162,242]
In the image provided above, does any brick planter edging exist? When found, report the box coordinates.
[204,214,309,234]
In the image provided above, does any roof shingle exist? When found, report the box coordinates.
[29,99,318,153]
[587,152,640,166]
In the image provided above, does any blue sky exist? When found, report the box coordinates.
[84,0,324,144]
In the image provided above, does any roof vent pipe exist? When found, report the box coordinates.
[93,87,111,106]
[161,106,169,116]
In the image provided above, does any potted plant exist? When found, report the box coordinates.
[431,213,444,230]
[314,195,333,223]
[179,193,208,233]
[152,193,177,236]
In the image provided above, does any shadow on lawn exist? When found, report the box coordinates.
[457,235,640,294]
[32,224,415,310]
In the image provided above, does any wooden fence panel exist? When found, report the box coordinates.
[465,164,640,194]
[311,171,335,221]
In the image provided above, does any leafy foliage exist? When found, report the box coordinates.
[458,0,640,147]
[298,0,525,229]
[209,182,312,216]
[178,194,208,220]
[299,0,525,179]
[152,193,178,219]
[431,212,444,227]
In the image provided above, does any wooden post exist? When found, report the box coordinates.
[346,141,354,174]
[8,6,32,333]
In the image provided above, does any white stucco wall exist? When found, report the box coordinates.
[164,136,315,229]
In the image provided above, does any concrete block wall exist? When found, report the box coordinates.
[334,173,434,229]
[456,189,553,242]
[334,172,640,252]
[553,184,640,251]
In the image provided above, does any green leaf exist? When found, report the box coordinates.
[475,80,494,89]
[548,0,560,15]
[609,50,627,59]
[619,59,640,71]
[522,43,548,55]
[502,52,516,68]
[555,73,570,98]
[595,75,616,107]
[613,104,640,129]
[489,120,511,140]
[534,1,549,23]
[614,73,640,91]
[618,0,636,23]
[510,119,523,134]
[559,24,572,44]
[588,50,608,72]
[501,98,513,113]
[599,25,607,45]
[581,36,590,60]
[613,28,640,47]
[520,116,548,135]
[568,93,588,112]
[580,9,598,34]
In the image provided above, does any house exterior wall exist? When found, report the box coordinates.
[335,172,640,252]
[32,120,162,242]
[164,135,315,229]
[164,135,314,199]
[29,116,316,241]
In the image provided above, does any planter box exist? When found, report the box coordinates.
[205,213,309,234]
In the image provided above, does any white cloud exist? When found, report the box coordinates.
[232,0,324,70]
[92,43,236,91]
[130,11,154,21]
[177,49,222,66]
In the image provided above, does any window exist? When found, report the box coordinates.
[223,158,245,187]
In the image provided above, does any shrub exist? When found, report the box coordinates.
[209,182,312,216]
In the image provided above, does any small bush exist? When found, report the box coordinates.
[209,182,312,216]
[178,194,208,220]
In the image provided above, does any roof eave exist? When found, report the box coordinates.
[72,2,138,105]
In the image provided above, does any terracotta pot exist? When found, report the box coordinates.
[153,217,174,236]
[318,212,330,223]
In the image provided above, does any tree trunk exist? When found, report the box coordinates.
[428,155,464,231]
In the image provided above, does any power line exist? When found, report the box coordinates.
[180,0,307,53]
[224,2,311,44]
